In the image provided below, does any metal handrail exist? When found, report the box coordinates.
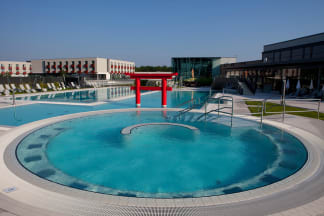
[264,98,321,120]
[201,95,234,126]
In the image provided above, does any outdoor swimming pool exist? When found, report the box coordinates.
[0,90,209,126]
[16,111,307,198]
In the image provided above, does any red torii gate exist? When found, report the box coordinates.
[124,72,178,108]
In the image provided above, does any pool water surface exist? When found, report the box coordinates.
[16,111,307,198]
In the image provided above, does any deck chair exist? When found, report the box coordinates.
[59,82,66,90]
[52,83,61,91]
[61,82,67,90]
[0,84,10,96]
[71,82,80,89]
[5,84,12,92]
[10,83,22,93]
[25,84,37,93]
[36,83,47,92]
[47,83,54,91]
[19,84,30,93]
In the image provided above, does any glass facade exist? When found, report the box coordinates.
[172,57,221,81]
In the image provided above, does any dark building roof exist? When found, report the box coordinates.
[264,32,324,52]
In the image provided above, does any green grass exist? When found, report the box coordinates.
[245,101,324,120]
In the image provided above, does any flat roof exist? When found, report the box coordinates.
[171,57,236,59]
[264,32,324,52]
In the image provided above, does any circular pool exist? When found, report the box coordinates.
[16,111,307,198]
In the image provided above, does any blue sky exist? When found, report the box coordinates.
[0,0,323,66]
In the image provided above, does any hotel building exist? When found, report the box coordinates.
[0,61,32,77]
[31,57,135,80]
[220,32,324,93]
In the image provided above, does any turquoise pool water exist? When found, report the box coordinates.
[0,90,208,126]
[16,111,307,198]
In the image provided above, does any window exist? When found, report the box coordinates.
[292,48,303,60]
[281,50,291,62]
[313,44,324,58]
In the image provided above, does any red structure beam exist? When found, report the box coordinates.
[130,86,172,91]
[126,72,178,108]
[135,78,141,107]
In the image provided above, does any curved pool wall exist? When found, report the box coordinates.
[15,110,307,198]
[0,90,209,126]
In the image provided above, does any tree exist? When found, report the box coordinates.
[135,65,172,72]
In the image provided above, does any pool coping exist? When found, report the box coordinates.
[120,122,199,134]
[1,108,324,215]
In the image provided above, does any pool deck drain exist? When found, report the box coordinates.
[121,122,199,135]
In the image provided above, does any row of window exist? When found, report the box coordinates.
[43,60,95,73]
[110,62,135,71]
[0,64,32,71]
[263,43,324,63]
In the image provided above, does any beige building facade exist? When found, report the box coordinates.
[0,61,32,77]
[31,57,135,80]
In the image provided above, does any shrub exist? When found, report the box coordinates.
[196,77,213,86]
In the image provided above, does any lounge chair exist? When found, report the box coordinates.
[19,84,30,93]
[59,82,66,90]
[10,83,23,93]
[51,83,61,91]
[70,82,80,89]
[47,83,54,91]
[4,84,13,93]
[0,84,10,96]
[36,83,47,92]
[25,84,37,93]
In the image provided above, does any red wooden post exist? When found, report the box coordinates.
[136,78,141,107]
[126,72,177,108]
[162,78,167,107]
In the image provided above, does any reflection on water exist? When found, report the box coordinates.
[16,87,135,103]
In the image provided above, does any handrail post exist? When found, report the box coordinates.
[318,99,321,120]
[282,79,286,122]
[231,97,234,127]
[205,98,208,121]
[231,97,234,117]
[218,97,220,117]
[261,100,264,127]
[12,90,16,106]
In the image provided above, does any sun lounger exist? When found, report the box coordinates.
[70,82,80,89]
[59,82,66,90]
[0,84,10,96]
[25,84,37,93]
[10,83,23,93]
[19,84,30,93]
[36,83,47,92]
[47,83,54,91]
[51,83,60,91]
[4,84,15,93]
